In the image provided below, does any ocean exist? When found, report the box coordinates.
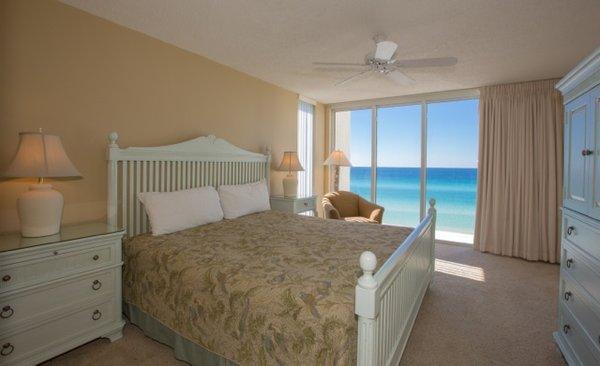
[348,167,477,234]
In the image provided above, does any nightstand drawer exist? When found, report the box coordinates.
[0,299,116,365]
[0,244,116,293]
[294,198,315,212]
[0,269,116,331]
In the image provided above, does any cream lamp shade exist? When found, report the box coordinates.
[323,149,351,167]
[324,150,351,191]
[3,131,81,238]
[277,151,303,198]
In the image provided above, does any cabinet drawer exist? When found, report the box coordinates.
[0,244,116,292]
[294,198,315,212]
[561,275,600,357]
[559,305,600,366]
[0,269,116,331]
[564,211,600,261]
[562,243,600,304]
[0,299,115,365]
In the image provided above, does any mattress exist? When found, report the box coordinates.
[123,210,412,365]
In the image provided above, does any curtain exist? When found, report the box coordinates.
[297,100,314,198]
[474,79,563,263]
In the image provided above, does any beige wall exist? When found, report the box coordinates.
[0,0,325,233]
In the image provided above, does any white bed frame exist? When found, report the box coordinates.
[106,132,436,366]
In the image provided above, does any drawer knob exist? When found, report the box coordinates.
[1,343,13,356]
[303,202,308,206]
[566,226,575,235]
[0,306,13,319]
[92,309,102,321]
[92,254,99,261]
[563,324,570,334]
[564,291,572,301]
[566,258,573,268]
[1,275,10,282]
[582,149,594,156]
[92,280,102,291]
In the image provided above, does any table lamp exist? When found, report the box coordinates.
[324,149,351,190]
[277,151,304,197]
[3,131,81,237]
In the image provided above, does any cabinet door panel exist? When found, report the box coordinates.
[564,94,592,213]
[590,84,600,220]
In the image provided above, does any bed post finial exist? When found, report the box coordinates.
[108,132,119,147]
[428,198,436,215]
[358,251,378,289]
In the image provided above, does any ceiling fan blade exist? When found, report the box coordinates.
[387,70,414,85]
[395,57,458,68]
[374,41,398,61]
[336,69,372,86]
[313,62,367,67]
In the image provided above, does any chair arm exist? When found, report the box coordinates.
[358,198,385,223]
[322,198,341,220]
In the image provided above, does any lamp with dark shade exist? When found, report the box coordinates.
[277,151,304,197]
[3,131,81,237]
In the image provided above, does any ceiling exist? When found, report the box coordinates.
[60,0,600,104]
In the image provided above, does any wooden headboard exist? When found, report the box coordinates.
[106,132,271,237]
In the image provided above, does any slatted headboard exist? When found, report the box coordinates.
[106,132,271,237]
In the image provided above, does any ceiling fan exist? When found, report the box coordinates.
[313,36,457,86]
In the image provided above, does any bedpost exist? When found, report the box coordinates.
[263,145,272,193]
[107,132,119,227]
[356,251,379,366]
[428,198,437,283]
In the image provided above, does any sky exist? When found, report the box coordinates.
[343,98,479,168]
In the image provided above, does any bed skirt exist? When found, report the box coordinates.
[123,302,236,366]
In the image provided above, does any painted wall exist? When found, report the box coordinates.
[0,0,325,233]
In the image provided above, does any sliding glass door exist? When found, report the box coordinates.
[332,97,479,244]
[377,105,421,227]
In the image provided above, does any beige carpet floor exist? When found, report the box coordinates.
[43,243,566,366]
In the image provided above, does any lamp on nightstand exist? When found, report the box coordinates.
[3,130,81,237]
[324,149,351,190]
[277,151,304,198]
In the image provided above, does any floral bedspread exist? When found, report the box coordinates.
[123,210,412,365]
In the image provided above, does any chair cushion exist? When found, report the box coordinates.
[343,216,379,224]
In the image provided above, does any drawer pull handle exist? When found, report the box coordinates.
[566,226,575,235]
[563,324,570,334]
[564,291,572,301]
[0,306,13,319]
[582,149,594,156]
[1,275,10,282]
[92,280,102,291]
[303,202,308,206]
[92,255,99,261]
[92,309,102,321]
[566,258,573,268]
[1,343,13,356]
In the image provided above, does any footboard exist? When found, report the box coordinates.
[355,199,436,366]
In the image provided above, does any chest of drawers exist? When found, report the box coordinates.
[0,223,125,365]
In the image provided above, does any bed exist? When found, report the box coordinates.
[106,132,437,366]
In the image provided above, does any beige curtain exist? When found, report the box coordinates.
[474,79,563,263]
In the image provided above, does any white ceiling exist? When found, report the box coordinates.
[61,0,600,104]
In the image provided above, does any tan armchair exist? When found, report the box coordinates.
[322,191,384,224]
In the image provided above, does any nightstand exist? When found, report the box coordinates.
[270,195,317,215]
[0,222,125,365]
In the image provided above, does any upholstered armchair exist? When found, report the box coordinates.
[322,191,384,224]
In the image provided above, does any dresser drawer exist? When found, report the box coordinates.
[0,299,116,365]
[564,210,600,261]
[561,275,600,357]
[562,243,600,304]
[0,244,116,292]
[559,305,600,366]
[0,269,116,331]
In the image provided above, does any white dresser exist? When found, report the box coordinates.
[554,47,600,366]
[0,222,125,365]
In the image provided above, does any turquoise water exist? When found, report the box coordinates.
[348,167,477,234]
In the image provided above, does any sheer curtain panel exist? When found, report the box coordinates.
[298,100,314,198]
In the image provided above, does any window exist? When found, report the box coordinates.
[332,93,479,244]
[297,100,314,198]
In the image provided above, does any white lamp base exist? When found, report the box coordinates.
[18,183,64,237]
[282,174,298,198]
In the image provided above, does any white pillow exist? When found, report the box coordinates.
[218,180,270,219]
[138,186,224,236]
